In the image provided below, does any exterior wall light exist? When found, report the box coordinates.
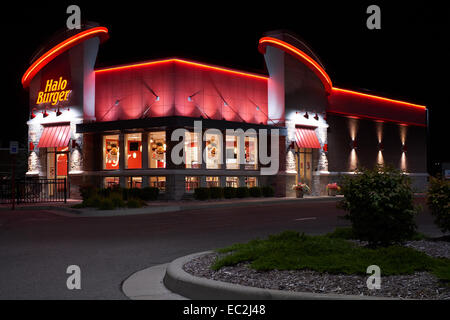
[30,110,36,119]
[43,109,49,117]
[314,113,319,121]
[304,112,309,119]
[378,142,384,151]
[401,144,407,153]
[56,108,62,116]
[323,143,328,152]
[351,140,357,149]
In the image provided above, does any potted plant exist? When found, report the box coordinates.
[292,183,310,198]
[326,183,340,196]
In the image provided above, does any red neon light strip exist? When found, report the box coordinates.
[95,58,269,80]
[327,110,426,127]
[22,27,109,88]
[332,88,426,110]
[258,37,332,93]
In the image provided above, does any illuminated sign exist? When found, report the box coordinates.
[36,77,71,106]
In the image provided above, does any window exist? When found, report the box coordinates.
[125,133,142,169]
[103,135,119,170]
[185,131,201,168]
[226,176,239,188]
[245,177,258,188]
[244,136,258,170]
[149,131,166,168]
[205,132,222,169]
[206,176,220,187]
[127,176,142,188]
[104,177,119,188]
[185,176,199,192]
[149,176,166,192]
[226,135,240,169]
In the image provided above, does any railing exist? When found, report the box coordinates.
[0,178,67,204]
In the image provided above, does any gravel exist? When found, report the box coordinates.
[183,240,450,300]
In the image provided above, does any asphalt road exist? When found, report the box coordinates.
[0,198,441,299]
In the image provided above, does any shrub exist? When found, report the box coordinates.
[79,184,97,201]
[128,188,142,200]
[236,187,250,198]
[262,186,275,197]
[127,198,143,208]
[427,177,450,233]
[249,187,262,197]
[209,187,223,199]
[140,187,159,201]
[194,187,210,200]
[98,198,114,210]
[110,192,125,208]
[83,195,101,208]
[223,187,237,199]
[338,166,418,247]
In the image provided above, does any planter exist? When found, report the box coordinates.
[328,189,337,196]
[295,190,304,198]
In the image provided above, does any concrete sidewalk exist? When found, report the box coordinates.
[0,195,344,217]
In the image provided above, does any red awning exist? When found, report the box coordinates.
[295,127,321,149]
[37,125,71,148]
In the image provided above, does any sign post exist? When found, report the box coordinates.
[10,141,18,210]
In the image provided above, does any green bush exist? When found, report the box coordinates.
[236,187,250,198]
[223,187,237,199]
[262,186,275,197]
[109,192,125,208]
[249,186,262,197]
[194,187,210,200]
[427,177,450,233]
[79,184,97,201]
[127,198,143,208]
[83,195,101,208]
[209,187,224,199]
[140,187,159,201]
[338,166,419,247]
[98,198,115,210]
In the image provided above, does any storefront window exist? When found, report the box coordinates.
[149,131,166,168]
[244,136,258,170]
[185,131,201,169]
[104,177,119,188]
[125,133,142,169]
[226,135,240,169]
[206,176,220,187]
[245,177,258,187]
[185,176,199,192]
[103,135,120,170]
[226,176,239,188]
[127,176,142,188]
[149,176,166,192]
[205,132,221,169]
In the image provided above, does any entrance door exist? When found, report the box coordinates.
[47,147,69,195]
[295,147,312,187]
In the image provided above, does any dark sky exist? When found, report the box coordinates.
[2,1,448,165]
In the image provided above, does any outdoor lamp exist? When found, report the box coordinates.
[314,113,319,120]
[401,144,407,153]
[43,109,49,117]
[351,140,357,149]
[304,112,309,119]
[378,142,384,151]
[56,108,62,116]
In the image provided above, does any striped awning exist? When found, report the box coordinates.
[295,127,320,149]
[37,125,71,148]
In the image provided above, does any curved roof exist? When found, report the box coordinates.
[258,36,333,94]
[22,26,109,88]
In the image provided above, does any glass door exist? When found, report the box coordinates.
[295,147,312,187]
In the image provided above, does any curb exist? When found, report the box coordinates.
[0,196,342,217]
[163,251,394,300]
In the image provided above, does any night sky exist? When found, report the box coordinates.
[2,1,448,170]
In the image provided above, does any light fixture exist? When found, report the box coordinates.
[351,140,357,149]
[323,143,328,152]
[114,99,120,106]
[256,106,260,111]
[224,101,228,107]
[378,142,384,151]
[43,109,49,117]
[30,110,36,119]
[56,108,62,116]
[314,113,319,121]
[401,144,407,153]
[187,96,192,102]
[304,112,309,119]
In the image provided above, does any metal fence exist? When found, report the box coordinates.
[0,178,67,204]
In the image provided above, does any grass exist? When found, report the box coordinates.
[212,230,450,281]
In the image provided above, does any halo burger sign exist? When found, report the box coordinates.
[36,77,71,106]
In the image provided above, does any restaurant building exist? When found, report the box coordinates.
[22,25,428,199]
